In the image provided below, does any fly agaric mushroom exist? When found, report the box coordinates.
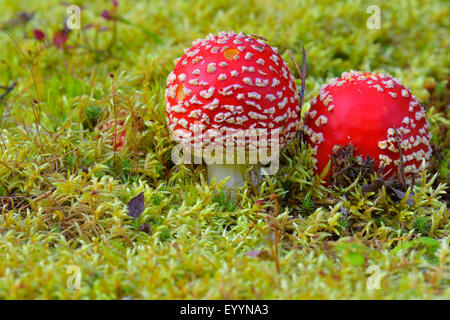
[303,70,432,185]
[97,112,127,151]
[165,31,300,189]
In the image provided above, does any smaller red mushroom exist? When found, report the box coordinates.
[303,70,432,185]
[165,31,300,191]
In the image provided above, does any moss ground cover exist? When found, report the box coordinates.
[0,0,448,299]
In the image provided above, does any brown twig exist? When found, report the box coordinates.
[160,153,170,178]
[15,186,57,210]
[109,73,118,166]
[0,133,6,152]
[269,194,281,274]
[2,28,43,149]
[299,47,307,108]
[130,112,138,181]
[250,34,267,41]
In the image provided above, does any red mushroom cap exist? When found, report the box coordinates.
[165,31,299,158]
[98,118,126,151]
[303,70,432,184]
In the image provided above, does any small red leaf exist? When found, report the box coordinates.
[53,30,68,49]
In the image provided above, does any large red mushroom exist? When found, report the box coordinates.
[303,70,432,185]
[165,31,300,190]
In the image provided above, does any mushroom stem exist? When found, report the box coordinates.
[207,163,261,196]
